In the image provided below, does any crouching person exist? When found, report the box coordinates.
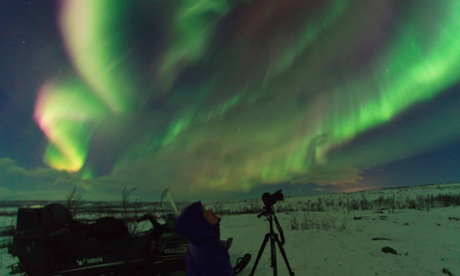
[175,201,234,276]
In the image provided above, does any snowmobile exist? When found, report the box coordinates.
[7,190,188,275]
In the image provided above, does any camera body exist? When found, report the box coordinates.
[262,190,284,207]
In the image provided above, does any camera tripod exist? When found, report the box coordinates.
[249,206,295,276]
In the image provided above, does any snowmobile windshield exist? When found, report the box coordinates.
[161,188,179,229]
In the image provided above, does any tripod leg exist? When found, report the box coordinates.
[271,235,277,276]
[274,238,295,276]
[249,233,270,276]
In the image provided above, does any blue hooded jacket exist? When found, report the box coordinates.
[175,202,234,276]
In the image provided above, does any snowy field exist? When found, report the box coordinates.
[221,205,460,275]
[1,183,460,275]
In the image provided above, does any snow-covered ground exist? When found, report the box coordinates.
[221,206,460,275]
[1,183,459,275]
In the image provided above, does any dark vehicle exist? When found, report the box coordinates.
[7,190,187,275]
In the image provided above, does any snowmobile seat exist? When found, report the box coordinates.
[90,216,128,241]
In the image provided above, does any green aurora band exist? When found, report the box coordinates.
[34,0,460,195]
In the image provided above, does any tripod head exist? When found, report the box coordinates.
[257,205,274,218]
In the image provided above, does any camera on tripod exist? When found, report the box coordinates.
[262,189,284,207]
[250,189,295,276]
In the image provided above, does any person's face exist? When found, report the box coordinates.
[203,209,220,225]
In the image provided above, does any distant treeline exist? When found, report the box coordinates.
[212,191,460,215]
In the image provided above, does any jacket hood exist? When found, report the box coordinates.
[175,201,220,242]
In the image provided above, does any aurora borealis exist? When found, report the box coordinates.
[1,0,460,200]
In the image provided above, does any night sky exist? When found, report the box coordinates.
[1,0,460,201]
